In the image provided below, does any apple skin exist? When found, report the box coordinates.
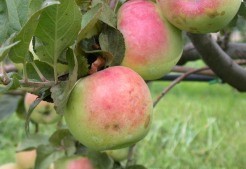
[105,147,129,161]
[0,163,20,169]
[117,0,183,80]
[25,93,61,124]
[65,66,153,151]
[157,0,241,33]
[15,149,36,169]
[54,156,94,169]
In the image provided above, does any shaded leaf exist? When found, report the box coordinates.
[16,134,49,151]
[125,165,148,169]
[77,3,103,41]
[51,48,78,115]
[99,26,125,66]
[0,0,24,43]
[35,144,65,169]
[0,33,20,62]
[87,151,114,169]
[0,94,22,120]
[49,129,76,156]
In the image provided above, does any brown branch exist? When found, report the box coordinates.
[153,67,210,107]
[178,42,246,65]
[172,66,215,76]
[187,33,246,92]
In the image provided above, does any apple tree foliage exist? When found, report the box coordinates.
[0,0,245,169]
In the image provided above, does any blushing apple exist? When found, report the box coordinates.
[65,66,153,151]
[117,0,183,80]
[0,163,20,169]
[25,93,61,124]
[54,156,94,169]
[105,147,129,161]
[157,0,241,33]
[15,149,36,169]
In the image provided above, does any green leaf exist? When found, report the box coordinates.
[99,3,117,28]
[0,33,20,62]
[51,48,78,115]
[77,3,103,41]
[14,0,29,26]
[91,0,117,28]
[49,129,73,146]
[26,60,54,81]
[99,26,125,66]
[0,1,19,43]
[35,0,82,80]
[8,0,60,63]
[35,144,65,169]
[0,94,22,120]
[16,134,49,151]
[125,165,148,169]
[49,129,76,156]
[87,151,114,169]
[0,0,29,44]
[238,1,246,19]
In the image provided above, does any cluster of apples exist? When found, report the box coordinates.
[0,149,91,169]
[64,0,241,152]
[18,0,241,165]
[0,148,129,169]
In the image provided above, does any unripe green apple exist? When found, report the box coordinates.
[105,147,129,161]
[65,66,153,151]
[157,0,241,33]
[15,149,36,169]
[54,156,94,169]
[117,0,183,80]
[25,93,61,124]
[0,163,20,169]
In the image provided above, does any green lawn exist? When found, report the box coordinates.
[1,82,246,169]
[137,82,246,169]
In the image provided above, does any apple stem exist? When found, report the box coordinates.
[88,56,106,75]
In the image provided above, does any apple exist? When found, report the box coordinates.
[0,163,20,169]
[25,93,61,124]
[54,156,94,169]
[65,66,153,151]
[157,0,241,33]
[105,147,129,161]
[117,0,183,80]
[15,149,36,169]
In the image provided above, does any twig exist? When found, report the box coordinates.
[172,66,215,76]
[153,67,210,107]
[126,145,136,167]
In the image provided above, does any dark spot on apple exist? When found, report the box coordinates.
[220,11,225,16]
[207,10,220,18]
[144,115,150,129]
[112,124,120,131]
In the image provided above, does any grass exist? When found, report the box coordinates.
[137,82,246,169]
[1,81,246,169]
